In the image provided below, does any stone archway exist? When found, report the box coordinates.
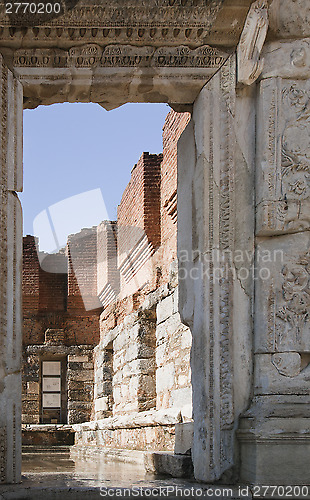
[0,0,309,487]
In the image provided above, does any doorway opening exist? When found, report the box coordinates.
[21,102,193,473]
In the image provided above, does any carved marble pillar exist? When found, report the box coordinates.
[238,3,310,484]
[0,54,23,483]
[178,54,255,482]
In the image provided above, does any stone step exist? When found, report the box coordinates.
[22,445,72,455]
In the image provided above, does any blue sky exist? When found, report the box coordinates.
[21,102,169,248]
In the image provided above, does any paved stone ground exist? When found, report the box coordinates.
[1,450,308,500]
[0,450,252,499]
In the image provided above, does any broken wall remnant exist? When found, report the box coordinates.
[22,232,101,426]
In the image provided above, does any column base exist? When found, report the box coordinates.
[238,396,310,485]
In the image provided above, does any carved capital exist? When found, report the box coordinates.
[237,0,269,85]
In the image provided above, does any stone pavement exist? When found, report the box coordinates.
[0,449,251,500]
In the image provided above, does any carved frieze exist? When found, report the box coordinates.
[276,251,310,351]
[13,44,227,69]
[0,0,224,27]
[256,79,310,235]
[255,233,310,357]
[0,0,253,49]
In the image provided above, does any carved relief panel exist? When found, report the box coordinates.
[254,232,310,388]
[256,78,310,235]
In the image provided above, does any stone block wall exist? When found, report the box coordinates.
[67,351,94,424]
[94,344,113,419]
[93,280,192,424]
[156,287,192,415]
[22,345,94,425]
[112,310,157,415]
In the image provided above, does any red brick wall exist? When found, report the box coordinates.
[23,234,101,346]
[67,227,101,312]
[117,152,162,265]
[23,236,40,312]
[161,111,191,257]
[38,254,67,312]
[97,221,119,298]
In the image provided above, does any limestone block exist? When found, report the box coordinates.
[239,409,310,485]
[123,358,155,378]
[138,374,156,396]
[156,363,175,393]
[67,369,94,382]
[156,294,174,324]
[113,330,127,352]
[68,355,89,363]
[128,377,139,398]
[26,382,39,395]
[145,452,193,478]
[256,77,310,235]
[262,39,310,80]
[95,397,109,413]
[155,343,167,367]
[170,387,192,409]
[174,422,194,455]
[180,329,192,349]
[125,343,154,363]
[177,374,191,387]
[255,232,310,354]
[172,287,179,315]
[156,313,183,341]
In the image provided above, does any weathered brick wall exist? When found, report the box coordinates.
[23,235,40,312]
[117,152,162,264]
[38,254,67,312]
[117,152,162,300]
[67,227,102,312]
[97,221,119,307]
[22,234,101,347]
[160,110,191,281]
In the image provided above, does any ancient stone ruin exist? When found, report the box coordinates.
[0,0,309,488]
